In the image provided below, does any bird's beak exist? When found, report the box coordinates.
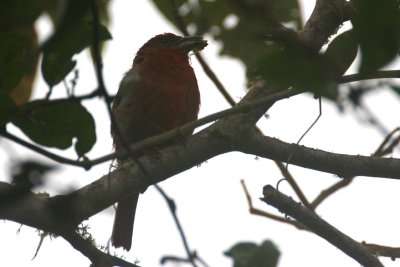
[177,36,208,53]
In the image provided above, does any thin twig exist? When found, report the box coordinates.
[168,0,237,106]
[363,242,400,259]
[375,127,400,157]
[284,97,322,169]
[240,180,308,231]
[90,1,112,108]
[0,130,92,169]
[310,177,355,210]
[90,0,136,160]
[275,161,312,209]
[155,185,199,267]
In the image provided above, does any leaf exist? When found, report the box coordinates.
[41,21,112,87]
[42,0,91,37]
[0,0,42,98]
[225,240,280,267]
[0,31,32,94]
[14,100,96,157]
[0,0,42,30]
[41,54,77,87]
[252,45,336,93]
[225,242,258,267]
[0,91,24,126]
[250,240,280,267]
[324,30,358,77]
[0,1,42,105]
[352,0,400,73]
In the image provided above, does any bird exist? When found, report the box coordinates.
[110,33,207,251]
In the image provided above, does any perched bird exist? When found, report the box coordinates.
[111,33,207,251]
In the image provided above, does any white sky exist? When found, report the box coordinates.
[1,1,400,266]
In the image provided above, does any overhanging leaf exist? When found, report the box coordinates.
[9,25,39,105]
[41,55,77,88]
[14,100,96,157]
[324,30,358,77]
[0,0,42,30]
[41,21,112,87]
[0,31,32,94]
[252,45,335,93]
[352,0,400,73]
[0,91,24,126]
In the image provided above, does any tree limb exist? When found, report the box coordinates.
[262,185,383,267]
[236,129,400,179]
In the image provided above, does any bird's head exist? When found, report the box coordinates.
[135,33,208,61]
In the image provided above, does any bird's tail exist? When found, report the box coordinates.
[111,194,139,251]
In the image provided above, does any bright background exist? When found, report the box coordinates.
[1,1,399,266]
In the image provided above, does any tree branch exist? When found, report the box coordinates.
[310,127,399,210]
[363,243,400,259]
[236,130,400,180]
[275,161,311,208]
[2,92,399,236]
[155,185,200,267]
[340,70,400,83]
[262,185,383,267]
[299,0,350,50]
[62,229,139,267]
[240,180,308,231]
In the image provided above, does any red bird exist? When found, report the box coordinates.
[111,33,207,250]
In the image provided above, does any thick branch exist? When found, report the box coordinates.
[0,123,232,230]
[62,230,139,267]
[2,84,399,235]
[235,130,400,179]
[262,185,383,267]
[299,0,350,50]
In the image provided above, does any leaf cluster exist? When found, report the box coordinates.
[152,0,400,98]
[0,0,111,157]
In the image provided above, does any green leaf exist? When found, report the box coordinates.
[41,54,77,88]
[324,30,358,77]
[0,0,42,30]
[252,45,335,93]
[0,91,24,126]
[0,0,41,104]
[352,0,400,73]
[41,21,112,87]
[225,240,280,267]
[251,240,280,267]
[43,0,91,36]
[14,100,96,157]
[0,31,32,94]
